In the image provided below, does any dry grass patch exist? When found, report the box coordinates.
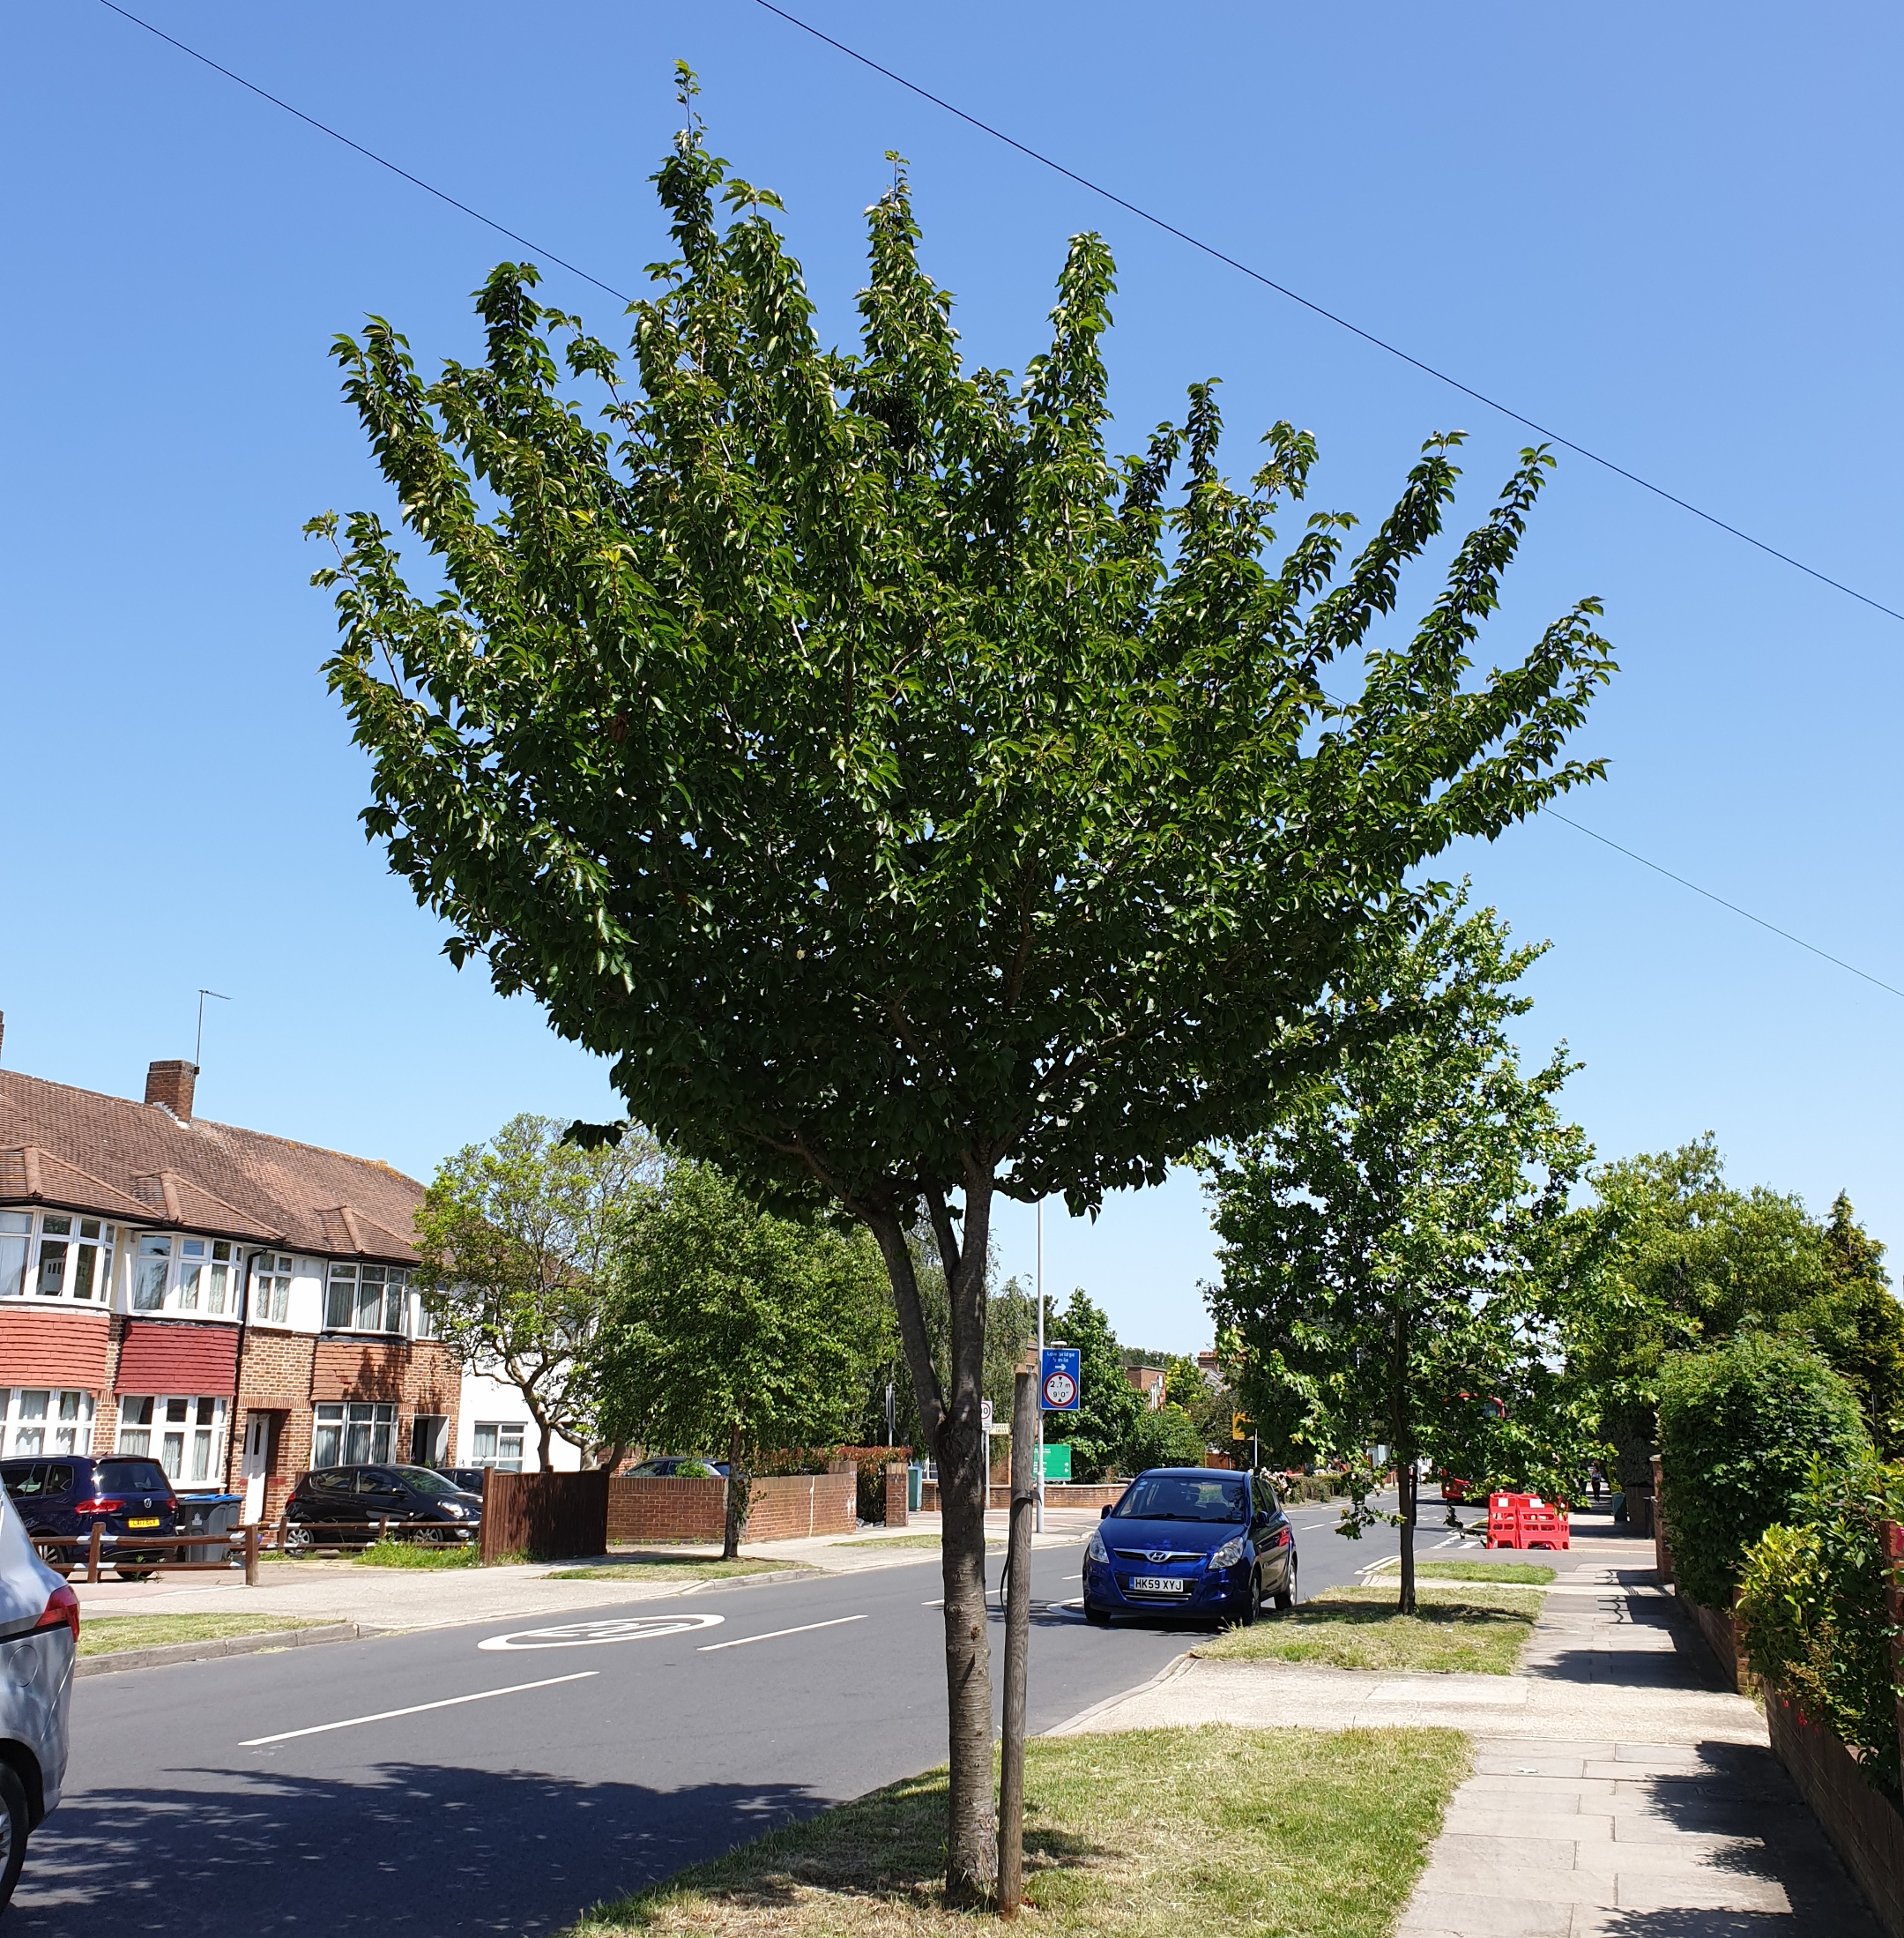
[569,1725,1466,1937]
[1195,1579,1542,1674]
[78,1614,332,1657]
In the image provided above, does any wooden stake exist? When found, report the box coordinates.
[998,1368,1036,1914]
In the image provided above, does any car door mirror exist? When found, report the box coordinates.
[1099,1504,1112,1521]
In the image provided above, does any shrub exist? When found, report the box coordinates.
[675,1459,717,1479]
[1124,1404,1206,1473]
[1657,1332,1869,1609]
[1736,1455,1904,1791]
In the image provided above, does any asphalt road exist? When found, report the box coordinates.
[10,1502,1409,1937]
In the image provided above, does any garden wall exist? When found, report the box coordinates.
[919,1480,1127,1512]
[605,1472,856,1543]
[1766,1690,1904,1938]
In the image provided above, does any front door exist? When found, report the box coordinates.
[241,1413,272,1524]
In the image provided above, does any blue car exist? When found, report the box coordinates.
[0,1456,179,1580]
[1082,1466,1296,1626]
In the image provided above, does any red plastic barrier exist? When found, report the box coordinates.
[1484,1491,1571,1550]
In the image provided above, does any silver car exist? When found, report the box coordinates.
[0,1478,74,1906]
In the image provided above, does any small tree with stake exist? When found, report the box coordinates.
[311,73,1610,1900]
[1204,897,1592,1612]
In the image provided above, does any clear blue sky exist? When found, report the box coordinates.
[5,3,1900,1353]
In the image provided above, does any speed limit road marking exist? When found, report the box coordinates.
[478,1614,725,1651]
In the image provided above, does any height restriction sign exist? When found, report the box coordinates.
[1039,1346,1082,1413]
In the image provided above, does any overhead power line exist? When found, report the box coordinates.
[88,1,1904,1005]
[93,0,632,303]
[752,0,1904,632]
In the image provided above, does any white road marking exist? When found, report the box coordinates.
[479,1614,725,1651]
[241,1672,597,1747]
[698,1614,868,1652]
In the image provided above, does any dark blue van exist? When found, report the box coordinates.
[0,1457,179,1579]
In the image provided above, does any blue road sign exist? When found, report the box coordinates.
[1039,1346,1082,1413]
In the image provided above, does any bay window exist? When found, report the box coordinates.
[130,1234,241,1315]
[0,1390,95,1458]
[324,1263,408,1334]
[134,1235,171,1310]
[0,1213,115,1301]
[313,1402,396,1466]
[117,1395,227,1482]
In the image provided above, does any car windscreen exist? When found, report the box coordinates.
[1112,1475,1249,1523]
[95,1460,169,1494]
[393,1466,465,1496]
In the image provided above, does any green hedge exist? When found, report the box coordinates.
[1657,1332,1868,1609]
[1736,1455,1904,1792]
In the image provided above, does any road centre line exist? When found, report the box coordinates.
[697,1615,868,1652]
[240,1672,598,1747]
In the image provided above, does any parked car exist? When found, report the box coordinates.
[1082,1466,1296,1627]
[283,1465,482,1548]
[0,1457,179,1581]
[432,1466,492,1495]
[0,1478,76,1908]
[624,1456,729,1478]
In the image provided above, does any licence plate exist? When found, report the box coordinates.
[127,1517,160,1529]
[1129,1576,1186,1594]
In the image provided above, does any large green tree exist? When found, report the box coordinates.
[1203,898,1593,1611]
[1049,1288,1146,1480]
[413,1113,660,1469]
[311,83,1610,1895]
[597,1160,891,1556]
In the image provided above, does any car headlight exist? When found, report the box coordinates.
[1086,1530,1107,1563]
[1209,1537,1246,1569]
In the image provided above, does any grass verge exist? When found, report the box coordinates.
[568,1725,1466,1937]
[547,1556,790,1581]
[353,1538,480,1569]
[78,1613,331,1658]
[1194,1579,1543,1674]
[1367,1559,1556,1587]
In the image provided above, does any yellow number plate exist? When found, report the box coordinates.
[127,1517,160,1529]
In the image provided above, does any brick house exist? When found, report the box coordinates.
[0,1039,457,1524]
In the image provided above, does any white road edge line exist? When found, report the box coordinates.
[240,1672,598,1747]
[697,1615,868,1652]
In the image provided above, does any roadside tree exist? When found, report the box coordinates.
[1203,898,1593,1612]
[1051,1290,1146,1481]
[413,1113,660,1470]
[313,81,1611,1896]
[597,1160,891,1557]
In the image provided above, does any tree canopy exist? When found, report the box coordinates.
[413,1113,659,1468]
[312,81,1612,1897]
[597,1159,890,1554]
[1203,895,1592,1609]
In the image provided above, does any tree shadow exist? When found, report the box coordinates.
[6,1761,836,1936]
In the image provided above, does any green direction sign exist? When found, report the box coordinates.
[1041,1442,1072,1482]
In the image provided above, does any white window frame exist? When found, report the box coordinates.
[471,1421,525,1472]
[312,1401,397,1467]
[0,1211,115,1305]
[250,1253,295,1325]
[324,1263,410,1336]
[0,1389,96,1459]
[115,1394,228,1483]
[130,1234,241,1317]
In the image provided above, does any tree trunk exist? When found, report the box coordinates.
[866,1180,997,1905]
[595,1440,628,1474]
[723,1420,744,1562]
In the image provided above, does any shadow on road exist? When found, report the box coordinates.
[9,1760,836,1937]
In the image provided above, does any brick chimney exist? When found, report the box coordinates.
[145,1059,197,1121]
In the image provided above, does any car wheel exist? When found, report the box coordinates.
[1083,1601,1112,1628]
[1237,1569,1261,1627]
[0,1758,27,1910]
[31,1535,71,1578]
[1274,1553,1298,1612]
[282,1520,314,1554]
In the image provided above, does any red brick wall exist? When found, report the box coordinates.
[1767,1690,1904,1937]
[921,1480,1126,1511]
[742,1472,856,1541]
[608,1476,728,1543]
[884,1463,909,1529]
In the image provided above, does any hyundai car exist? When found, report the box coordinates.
[1082,1467,1296,1625]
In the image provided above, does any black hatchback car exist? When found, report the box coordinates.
[0,1456,179,1578]
[284,1465,481,1547]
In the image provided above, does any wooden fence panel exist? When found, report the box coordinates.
[480,1469,609,1562]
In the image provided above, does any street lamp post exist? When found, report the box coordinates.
[1035,1198,1045,1535]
